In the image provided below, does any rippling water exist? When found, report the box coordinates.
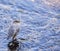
[0,0,60,51]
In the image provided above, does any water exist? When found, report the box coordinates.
[0,0,60,51]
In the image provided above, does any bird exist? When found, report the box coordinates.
[7,20,28,51]
[7,20,20,40]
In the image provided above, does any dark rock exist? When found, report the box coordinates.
[8,39,19,51]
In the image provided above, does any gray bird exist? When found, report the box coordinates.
[7,20,20,40]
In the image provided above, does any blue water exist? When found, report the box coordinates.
[0,0,60,51]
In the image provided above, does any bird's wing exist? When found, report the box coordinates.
[12,28,20,40]
[7,26,14,40]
